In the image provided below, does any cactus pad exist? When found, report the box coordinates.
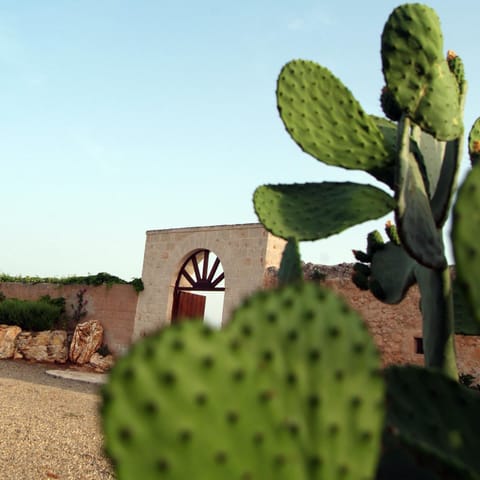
[369,242,417,304]
[381,4,462,140]
[447,50,466,94]
[453,279,480,335]
[102,283,385,480]
[452,164,480,326]
[277,238,302,285]
[411,130,460,227]
[277,60,392,180]
[396,119,446,269]
[430,139,461,227]
[385,366,480,479]
[468,117,480,166]
[253,182,395,241]
[369,116,396,188]
[380,86,402,122]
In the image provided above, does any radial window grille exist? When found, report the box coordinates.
[175,249,225,292]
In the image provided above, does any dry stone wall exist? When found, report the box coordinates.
[0,320,115,371]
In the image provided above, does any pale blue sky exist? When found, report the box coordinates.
[1,1,478,279]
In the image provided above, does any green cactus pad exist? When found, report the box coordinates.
[411,129,460,227]
[453,279,480,335]
[102,283,385,480]
[369,242,416,304]
[412,130,446,199]
[468,117,480,166]
[380,87,402,122]
[452,164,480,326]
[227,283,385,480]
[369,116,396,188]
[277,60,391,179]
[253,182,395,241]
[376,435,442,480]
[278,238,302,286]
[396,119,446,269]
[430,139,461,227]
[414,266,458,378]
[447,52,466,94]
[385,365,480,479]
[381,4,462,140]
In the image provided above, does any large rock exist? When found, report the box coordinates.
[0,325,22,359]
[89,352,115,373]
[69,320,104,364]
[14,330,68,363]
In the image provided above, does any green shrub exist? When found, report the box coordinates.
[39,295,66,313]
[0,272,143,292]
[0,298,63,331]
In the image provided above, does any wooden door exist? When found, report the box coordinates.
[172,291,206,322]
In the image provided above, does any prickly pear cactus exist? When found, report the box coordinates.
[102,283,385,480]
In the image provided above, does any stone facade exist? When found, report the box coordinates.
[133,223,286,338]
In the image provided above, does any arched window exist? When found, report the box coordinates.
[172,249,225,327]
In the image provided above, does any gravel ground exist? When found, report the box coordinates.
[0,359,115,479]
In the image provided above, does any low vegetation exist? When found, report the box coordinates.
[0,295,65,331]
[0,272,144,292]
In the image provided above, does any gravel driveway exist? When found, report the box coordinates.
[0,359,115,479]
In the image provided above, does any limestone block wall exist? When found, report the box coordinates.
[0,282,138,355]
[133,223,286,339]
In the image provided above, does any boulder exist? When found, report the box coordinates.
[0,325,22,359]
[89,353,115,373]
[69,320,104,364]
[14,330,68,363]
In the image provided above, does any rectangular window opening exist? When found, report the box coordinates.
[414,337,424,355]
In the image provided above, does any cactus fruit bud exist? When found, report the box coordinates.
[447,50,457,61]
[380,86,402,121]
[447,50,466,94]
[385,221,401,245]
[366,230,385,257]
[468,118,480,166]
[352,249,371,263]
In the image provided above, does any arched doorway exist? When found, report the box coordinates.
[171,249,225,327]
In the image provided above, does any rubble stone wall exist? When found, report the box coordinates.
[313,264,480,382]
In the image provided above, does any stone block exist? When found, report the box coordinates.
[14,330,68,363]
[69,319,104,365]
[0,325,22,359]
